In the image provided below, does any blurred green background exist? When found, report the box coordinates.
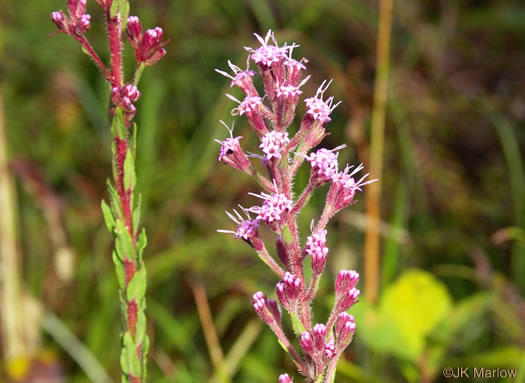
[1,0,524,382]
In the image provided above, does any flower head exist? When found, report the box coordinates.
[327,164,377,211]
[300,331,314,355]
[304,80,341,124]
[335,270,360,294]
[252,292,275,324]
[259,131,290,160]
[126,20,168,66]
[305,224,329,274]
[248,190,292,224]
[214,121,254,174]
[313,323,327,351]
[245,30,288,68]
[335,312,356,344]
[217,206,259,241]
[305,145,345,185]
[216,59,258,96]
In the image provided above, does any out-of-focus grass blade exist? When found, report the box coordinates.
[41,311,114,383]
[248,0,276,30]
[491,114,525,291]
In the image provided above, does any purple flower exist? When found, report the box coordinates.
[214,121,254,174]
[260,131,290,160]
[216,60,258,97]
[245,30,287,69]
[327,164,377,212]
[305,226,328,274]
[217,206,260,246]
[304,80,341,125]
[248,191,292,224]
[226,94,269,136]
[305,145,345,185]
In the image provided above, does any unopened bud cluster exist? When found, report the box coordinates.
[216,31,377,382]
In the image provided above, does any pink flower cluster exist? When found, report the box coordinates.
[51,0,91,35]
[215,30,377,382]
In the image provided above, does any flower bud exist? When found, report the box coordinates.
[339,288,360,312]
[67,0,86,22]
[267,298,281,323]
[335,312,356,345]
[323,341,335,361]
[127,16,143,46]
[335,270,359,295]
[215,126,254,176]
[77,14,91,33]
[252,292,274,324]
[279,374,293,383]
[305,228,328,275]
[51,11,69,33]
[312,323,327,351]
[300,331,314,355]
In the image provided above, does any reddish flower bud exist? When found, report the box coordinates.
[279,374,293,383]
[77,14,91,33]
[127,16,143,46]
[335,312,356,345]
[300,331,314,356]
[51,11,69,33]
[305,227,329,275]
[323,341,335,360]
[312,323,327,351]
[252,292,274,324]
[339,288,360,312]
[267,298,281,323]
[335,270,359,295]
[215,121,254,175]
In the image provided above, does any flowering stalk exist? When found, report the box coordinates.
[216,31,376,382]
[50,1,167,382]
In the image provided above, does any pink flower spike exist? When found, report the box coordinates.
[279,374,293,383]
[259,131,290,160]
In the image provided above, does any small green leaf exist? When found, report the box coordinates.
[142,335,150,376]
[124,332,141,377]
[101,200,116,232]
[115,219,135,261]
[281,224,294,245]
[135,310,146,344]
[289,312,306,336]
[133,194,142,231]
[120,346,129,374]
[123,149,136,190]
[112,251,126,288]
[277,338,288,353]
[110,0,119,18]
[120,0,130,28]
[127,266,147,302]
[136,229,147,262]
[111,108,127,139]
[107,180,124,222]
